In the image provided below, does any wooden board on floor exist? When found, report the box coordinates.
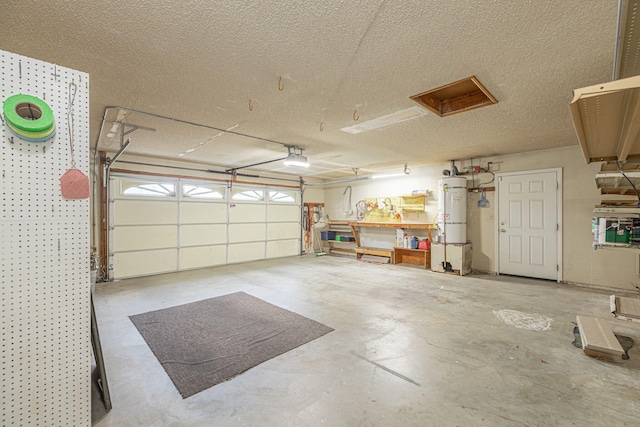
[610,294,640,322]
[359,255,390,264]
[576,315,625,362]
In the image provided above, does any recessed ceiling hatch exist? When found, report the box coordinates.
[410,76,497,117]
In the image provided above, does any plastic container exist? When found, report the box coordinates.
[320,231,336,240]
[418,238,431,250]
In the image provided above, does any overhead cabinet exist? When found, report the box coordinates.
[569,75,640,164]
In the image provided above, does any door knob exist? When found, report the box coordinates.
[500,228,506,233]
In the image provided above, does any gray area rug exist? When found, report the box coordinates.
[129,291,333,398]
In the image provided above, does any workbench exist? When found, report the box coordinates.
[347,222,435,263]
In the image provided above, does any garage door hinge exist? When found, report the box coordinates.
[556,223,559,231]
[557,264,559,271]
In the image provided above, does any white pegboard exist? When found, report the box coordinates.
[0,50,90,427]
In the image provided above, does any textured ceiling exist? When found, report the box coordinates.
[0,0,619,179]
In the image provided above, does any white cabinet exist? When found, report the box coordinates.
[431,242,472,275]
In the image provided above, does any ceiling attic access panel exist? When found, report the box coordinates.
[410,76,498,117]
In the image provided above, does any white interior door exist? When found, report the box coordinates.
[497,169,561,281]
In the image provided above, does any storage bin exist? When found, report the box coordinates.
[320,231,336,240]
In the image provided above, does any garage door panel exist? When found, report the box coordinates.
[180,245,226,269]
[113,200,177,225]
[228,242,265,263]
[229,204,266,223]
[113,249,177,279]
[229,223,265,243]
[181,202,227,224]
[113,225,178,251]
[112,175,301,278]
[267,222,300,240]
[268,205,300,222]
[181,224,227,246]
[267,240,299,258]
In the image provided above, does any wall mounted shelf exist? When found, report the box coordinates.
[569,75,640,164]
[399,195,425,213]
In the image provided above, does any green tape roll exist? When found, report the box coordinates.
[3,94,55,133]
[6,120,56,139]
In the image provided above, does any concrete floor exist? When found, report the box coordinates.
[92,255,640,426]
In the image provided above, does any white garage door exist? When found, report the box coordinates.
[109,175,301,279]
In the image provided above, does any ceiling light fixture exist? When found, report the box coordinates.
[283,145,310,168]
[371,165,411,180]
[341,107,426,134]
[371,173,406,180]
[225,144,309,173]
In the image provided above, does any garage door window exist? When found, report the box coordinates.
[231,189,264,201]
[121,179,176,197]
[182,184,225,199]
[269,190,296,203]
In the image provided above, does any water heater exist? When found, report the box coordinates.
[437,176,467,244]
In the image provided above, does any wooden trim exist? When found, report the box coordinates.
[470,75,498,104]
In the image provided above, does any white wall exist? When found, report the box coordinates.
[303,185,325,204]
[323,146,639,291]
[321,164,445,223]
